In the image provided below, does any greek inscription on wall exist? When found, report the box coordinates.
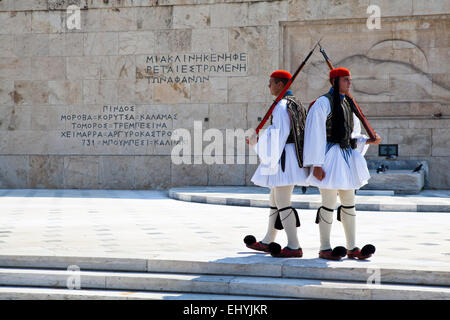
[144,52,248,83]
[59,105,181,148]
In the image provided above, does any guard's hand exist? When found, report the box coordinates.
[366,133,382,145]
[246,134,258,146]
[313,166,325,181]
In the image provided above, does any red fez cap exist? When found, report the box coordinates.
[329,67,350,79]
[270,70,292,80]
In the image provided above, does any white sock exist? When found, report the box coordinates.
[340,206,356,250]
[338,190,357,250]
[279,207,300,250]
[261,207,278,244]
[318,207,333,251]
[318,189,338,251]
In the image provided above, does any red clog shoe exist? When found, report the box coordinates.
[347,245,376,260]
[243,235,270,252]
[268,242,303,258]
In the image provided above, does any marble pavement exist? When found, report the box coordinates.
[0,188,448,269]
[0,188,449,299]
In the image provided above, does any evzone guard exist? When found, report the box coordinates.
[303,67,382,260]
[244,70,310,258]
[242,43,381,260]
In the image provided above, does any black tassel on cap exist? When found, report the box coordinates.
[331,77,346,143]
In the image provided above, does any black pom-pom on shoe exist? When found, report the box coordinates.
[361,244,376,256]
[332,246,347,258]
[244,235,256,245]
[268,242,282,255]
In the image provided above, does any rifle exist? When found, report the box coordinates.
[254,39,321,135]
[318,43,377,142]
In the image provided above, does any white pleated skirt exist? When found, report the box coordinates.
[251,144,310,188]
[305,143,370,190]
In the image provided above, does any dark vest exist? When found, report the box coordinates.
[322,92,357,149]
[270,95,306,171]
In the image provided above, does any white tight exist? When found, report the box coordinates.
[317,188,356,251]
[262,185,300,249]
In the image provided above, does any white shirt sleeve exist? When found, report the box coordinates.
[253,99,291,165]
[351,113,370,156]
[303,97,330,167]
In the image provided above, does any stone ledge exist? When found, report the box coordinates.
[365,160,428,193]
[0,265,448,299]
[168,186,450,212]
[363,170,425,194]
[1,254,449,287]
[0,286,289,300]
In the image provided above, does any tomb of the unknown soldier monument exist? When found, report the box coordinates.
[0,0,448,303]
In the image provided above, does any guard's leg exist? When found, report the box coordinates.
[338,189,376,259]
[317,188,338,251]
[261,187,279,244]
[316,189,347,260]
[274,185,300,250]
[268,185,302,258]
[338,189,356,250]
[244,188,276,252]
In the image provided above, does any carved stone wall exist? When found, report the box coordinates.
[282,13,450,188]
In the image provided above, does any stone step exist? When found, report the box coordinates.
[0,286,293,300]
[1,255,448,287]
[356,190,395,196]
[0,268,448,300]
[168,187,450,212]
